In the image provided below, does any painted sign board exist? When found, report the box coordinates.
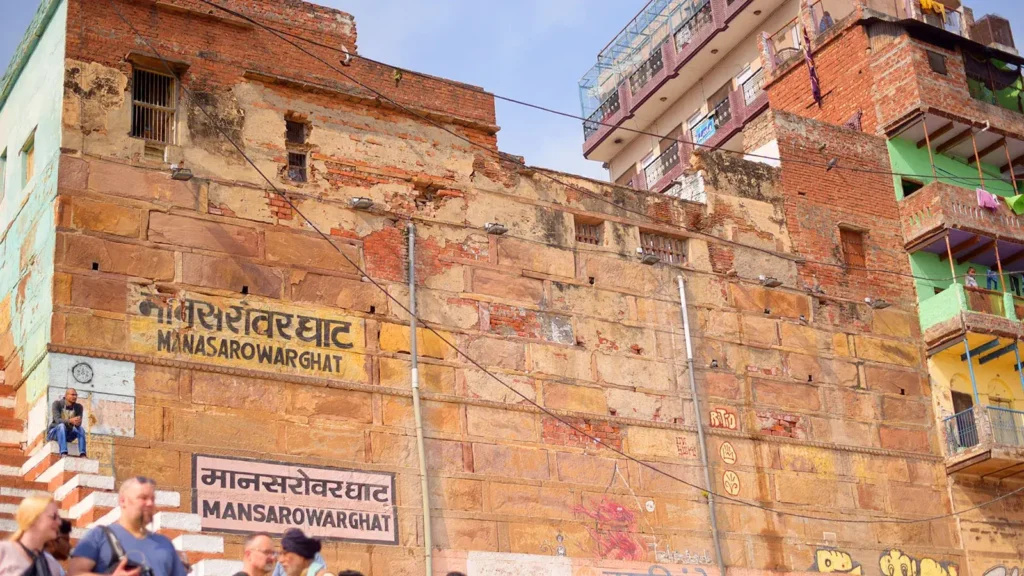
[128,287,367,381]
[692,117,717,145]
[192,454,398,544]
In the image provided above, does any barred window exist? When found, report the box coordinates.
[575,218,602,246]
[286,119,307,144]
[288,152,308,182]
[640,231,687,264]
[130,69,176,145]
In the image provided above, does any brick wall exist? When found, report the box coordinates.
[0,0,984,574]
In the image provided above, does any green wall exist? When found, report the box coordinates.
[888,136,1015,199]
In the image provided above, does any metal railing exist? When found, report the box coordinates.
[644,142,681,186]
[673,0,713,52]
[945,405,1024,454]
[583,90,622,139]
[691,96,732,145]
[944,408,979,453]
[629,45,666,94]
[989,406,1024,447]
[742,68,766,105]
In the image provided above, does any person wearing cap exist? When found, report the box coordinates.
[275,529,328,576]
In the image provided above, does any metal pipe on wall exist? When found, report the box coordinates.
[677,275,726,576]
[408,222,434,576]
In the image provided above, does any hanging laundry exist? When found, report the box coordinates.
[802,26,822,106]
[977,187,1001,209]
[920,0,947,21]
[1004,194,1024,215]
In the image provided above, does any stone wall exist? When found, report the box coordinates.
[0,1,998,575]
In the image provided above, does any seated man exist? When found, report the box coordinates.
[47,388,86,458]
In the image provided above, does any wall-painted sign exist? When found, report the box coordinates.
[722,471,740,496]
[129,288,367,381]
[708,408,737,430]
[192,455,397,544]
[719,442,736,465]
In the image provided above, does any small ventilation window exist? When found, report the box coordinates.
[840,227,866,269]
[901,178,925,197]
[286,120,307,144]
[288,152,307,182]
[927,50,948,75]
[575,218,602,246]
[640,231,687,264]
[21,132,35,188]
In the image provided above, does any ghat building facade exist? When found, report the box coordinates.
[0,1,1019,576]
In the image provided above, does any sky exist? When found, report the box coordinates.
[1,0,1021,180]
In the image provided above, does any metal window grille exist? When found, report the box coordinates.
[286,120,307,144]
[288,152,307,182]
[927,51,948,75]
[665,171,706,204]
[575,221,602,246]
[131,69,176,145]
[640,232,686,264]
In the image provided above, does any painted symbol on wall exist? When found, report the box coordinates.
[880,549,958,576]
[71,362,94,384]
[574,497,646,561]
[813,549,862,575]
[722,471,740,496]
[709,407,738,430]
[719,441,737,464]
[983,567,1019,576]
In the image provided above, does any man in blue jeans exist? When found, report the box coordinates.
[47,388,86,458]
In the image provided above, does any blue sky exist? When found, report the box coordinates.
[2,0,1021,179]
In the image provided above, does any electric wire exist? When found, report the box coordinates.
[192,0,1024,286]
[105,0,1024,526]
[196,0,1022,186]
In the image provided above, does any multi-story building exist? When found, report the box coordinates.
[0,1,1016,576]
[583,0,1024,573]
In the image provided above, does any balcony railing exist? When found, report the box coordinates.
[945,406,1024,454]
[965,52,1024,115]
[691,96,732,146]
[899,182,1024,249]
[644,142,681,186]
[919,283,1017,333]
[742,68,766,105]
[629,45,666,95]
[583,90,622,140]
[674,0,714,52]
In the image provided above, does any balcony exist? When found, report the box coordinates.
[899,181,1024,249]
[579,0,787,161]
[583,88,625,141]
[691,81,770,151]
[944,405,1024,476]
[920,283,1019,348]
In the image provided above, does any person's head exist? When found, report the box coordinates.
[44,520,72,560]
[65,388,78,404]
[968,267,977,275]
[279,529,321,576]
[9,495,60,548]
[339,571,366,576]
[242,533,276,574]
[119,476,157,526]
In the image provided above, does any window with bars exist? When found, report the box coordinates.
[840,228,866,269]
[130,69,176,145]
[288,152,308,182]
[286,119,307,144]
[640,231,687,264]
[575,219,602,246]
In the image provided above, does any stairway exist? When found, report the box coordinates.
[0,384,239,575]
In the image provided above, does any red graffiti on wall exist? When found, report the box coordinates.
[574,497,646,561]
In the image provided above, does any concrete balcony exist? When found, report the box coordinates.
[581,0,785,161]
[920,283,1019,349]
[944,405,1024,477]
[899,182,1024,249]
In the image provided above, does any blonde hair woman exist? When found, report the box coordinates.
[0,494,64,576]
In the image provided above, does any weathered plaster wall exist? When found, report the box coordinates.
[0,0,67,416]
[46,0,961,567]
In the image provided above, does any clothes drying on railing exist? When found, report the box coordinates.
[1004,193,1024,215]
[977,187,1001,209]
[920,0,946,21]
